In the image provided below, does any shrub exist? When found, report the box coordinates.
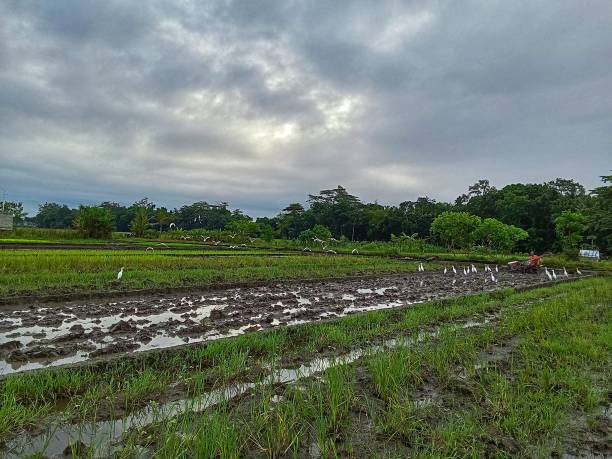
[73,206,113,239]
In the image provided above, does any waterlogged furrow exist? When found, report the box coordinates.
[3,314,498,458]
[1,269,575,375]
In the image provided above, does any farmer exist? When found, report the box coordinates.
[527,251,541,268]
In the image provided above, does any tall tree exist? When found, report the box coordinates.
[35,203,76,228]
[586,173,612,253]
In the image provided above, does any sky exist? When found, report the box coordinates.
[1,0,611,217]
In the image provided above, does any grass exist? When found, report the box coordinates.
[117,276,608,457]
[3,227,608,271]
[0,249,427,297]
[1,277,609,458]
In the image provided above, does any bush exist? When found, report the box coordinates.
[430,211,481,250]
[73,206,113,239]
[475,218,528,253]
[130,207,149,238]
[555,211,586,258]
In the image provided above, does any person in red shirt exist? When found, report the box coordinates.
[528,252,541,267]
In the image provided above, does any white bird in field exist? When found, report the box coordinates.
[563,267,568,277]
[326,249,337,254]
[471,264,477,273]
[490,272,497,283]
[485,265,490,272]
[463,267,468,276]
[452,266,457,274]
[552,269,557,280]
[303,247,312,252]
[495,265,499,273]
[157,242,168,247]
[351,249,359,254]
[145,247,154,251]
[330,238,339,242]
[576,268,582,275]
[201,236,210,242]
[545,268,552,281]
[169,223,176,230]
[229,233,236,239]
[117,267,124,280]
[444,267,447,274]
[214,240,220,246]
[313,237,324,243]
[240,244,247,247]
[452,279,457,285]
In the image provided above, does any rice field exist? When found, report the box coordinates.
[0,249,423,297]
[1,278,610,457]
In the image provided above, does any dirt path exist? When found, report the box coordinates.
[0,268,584,376]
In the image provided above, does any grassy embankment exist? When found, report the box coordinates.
[1,277,610,457]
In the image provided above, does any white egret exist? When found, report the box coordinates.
[169,223,176,230]
[490,272,497,283]
[563,267,568,277]
[117,267,124,280]
[545,268,552,281]
[552,269,557,280]
[495,265,499,272]
[351,249,359,254]
[303,247,312,252]
[326,249,337,254]
[444,267,447,274]
[146,247,154,251]
[576,268,582,275]
[452,266,457,274]
[471,264,477,273]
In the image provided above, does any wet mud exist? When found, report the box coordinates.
[0,267,584,375]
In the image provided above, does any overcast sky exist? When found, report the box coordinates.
[1,1,611,217]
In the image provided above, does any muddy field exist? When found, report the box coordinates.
[0,266,583,376]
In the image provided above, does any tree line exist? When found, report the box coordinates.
[1,174,610,254]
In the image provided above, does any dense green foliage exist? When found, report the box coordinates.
[430,211,481,249]
[72,206,113,239]
[8,174,611,254]
[555,211,587,257]
[129,207,149,238]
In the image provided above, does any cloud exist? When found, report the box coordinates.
[1,0,611,216]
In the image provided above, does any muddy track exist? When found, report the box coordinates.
[0,268,591,377]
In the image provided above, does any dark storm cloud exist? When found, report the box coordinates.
[1,0,611,217]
